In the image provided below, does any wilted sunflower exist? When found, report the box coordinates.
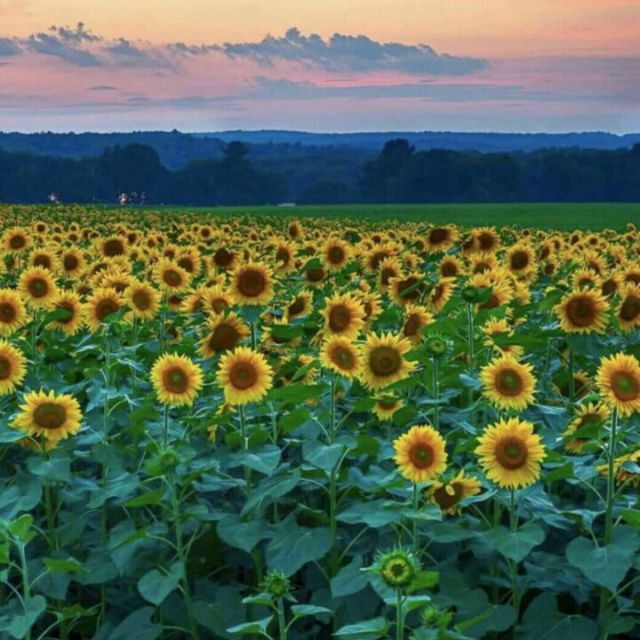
[124,280,161,320]
[231,262,274,306]
[154,258,191,293]
[321,293,365,339]
[0,289,27,337]
[151,353,203,406]
[426,470,481,515]
[84,287,123,332]
[18,266,58,308]
[596,353,640,417]
[320,336,361,379]
[200,312,250,358]
[562,402,610,454]
[12,390,82,443]
[402,304,434,344]
[394,424,447,483]
[360,332,416,390]
[555,288,609,334]
[480,355,536,411]
[475,418,545,489]
[0,339,27,395]
[47,291,84,335]
[371,396,404,421]
[616,284,640,331]
[217,346,273,405]
[596,449,640,487]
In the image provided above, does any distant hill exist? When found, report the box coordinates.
[196,130,640,152]
[1,130,639,172]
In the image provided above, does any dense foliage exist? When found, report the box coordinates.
[1,138,640,205]
[0,207,639,640]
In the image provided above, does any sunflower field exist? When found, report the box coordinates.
[0,206,639,640]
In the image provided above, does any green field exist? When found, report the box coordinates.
[158,202,640,230]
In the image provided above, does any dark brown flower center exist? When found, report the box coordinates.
[478,232,496,251]
[441,262,458,277]
[495,368,524,396]
[369,345,401,377]
[0,302,17,323]
[433,483,463,509]
[104,239,125,257]
[55,302,75,324]
[229,362,258,390]
[395,276,422,302]
[163,366,189,393]
[510,251,529,270]
[63,255,79,271]
[96,298,120,321]
[329,305,352,332]
[327,246,345,264]
[0,355,11,379]
[306,268,325,283]
[209,323,240,353]
[403,314,422,337]
[210,298,228,314]
[28,277,49,298]
[162,269,184,288]
[620,295,640,322]
[33,403,67,430]
[276,248,290,264]
[33,255,51,269]
[409,443,434,469]
[611,371,640,401]
[178,257,194,273]
[132,290,151,311]
[566,296,596,327]
[429,228,449,245]
[495,436,528,470]
[9,234,26,250]
[330,345,356,370]
[214,248,234,267]
[237,269,266,297]
[288,297,305,317]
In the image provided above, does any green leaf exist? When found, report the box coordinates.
[456,605,516,636]
[279,408,311,434]
[242,592,273,606]
[242,471,300,516]
[330,556,369,598]
[291,604,332,618]
[137,562,183,605]
[123,489,165,508]
[226,616,274,635]
[303,441,345,474]
[334,617,389,639]
[217,515,271,554]
[0,595,47,639]
[43,556,87,574]
[519,593,597,640]
[486,523,545,562]
[266,516,331,576]
[566,526,640,591]
[621,509,640,532]
[407,570,439,593]
[8,515,34,544]
[338,500,405,528]
[108,607,163,640]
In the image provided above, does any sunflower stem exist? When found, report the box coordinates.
[412,483,419,556]
[598,408,619,637]
[396,589,405,640]
[163,403,170,449]
[329,375,339,577]
[568,344,575,408]
[509,489,520,620]
[18,542,32,640]
[432,356,440,428]
[239,405,251,494]
[277,596,288,640]
[100,327,111,624]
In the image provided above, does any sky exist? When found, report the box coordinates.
[0,0,638,133]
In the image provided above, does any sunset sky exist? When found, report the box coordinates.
[0,0,638,132]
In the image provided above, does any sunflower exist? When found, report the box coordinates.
[322,238,351,271]
[555,288,609,334]
[480,355,536,411]
[124,280,161,320]
[4,227,31,253]
[18,266,58,308]
[389,274,427,306]
[304,265,325,286]
[84,287,123,332]
[394,425,447,483]
[274,242,296,273]
[596,450,640,487]
[47,291,84,335]
[200,312,250,358]
[29,248,59,273]
[320,336,361,379]
[372,396,404,421]
[360,332,416,390]
[217,346,273,405]
[475,418,545,489]
[473,227,500,254]
[59,248,85,278]
[203,285,232,315]
[439,256,464,279]
[151,353,203,406]
[211,246,236,270]
[321,293,365,339]
[0,289,27,337]
[425,470,481,515]
[481,318,524,358]
[231,263,274,306]
[378,257,403,291]
[285,291,313,321]
[562,402,611,454]
[153,258,191,293]
[425,225,458,253]
[0,339,27,395]
[596,353,640,417]
[427,278,455,312]
[100,236,128,258]
[506,244,536,277]
[402,304,434,344]
[616,284,640,331]
[12,390,82,442]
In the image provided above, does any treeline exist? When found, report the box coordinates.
[1,138,640,204]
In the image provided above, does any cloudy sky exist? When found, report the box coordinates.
[0,0,638,132]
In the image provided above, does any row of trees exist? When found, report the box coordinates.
[1,139,639,204]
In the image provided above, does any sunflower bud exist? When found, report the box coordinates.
[371,548,420,589]
[461,285,480,303]
[425,335,447,358]
[261,570,291,598]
